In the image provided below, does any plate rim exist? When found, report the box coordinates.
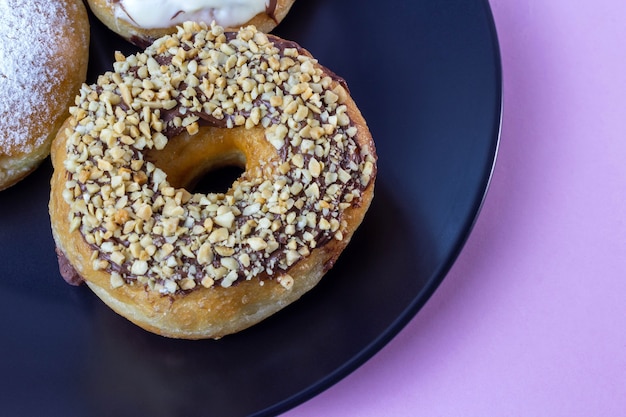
[257,0,503,415]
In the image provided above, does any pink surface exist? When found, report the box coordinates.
[284,0,626,415]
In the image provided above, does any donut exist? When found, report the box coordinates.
[86,0,296,47]
[49,22,377,339]
[0,0,90,191]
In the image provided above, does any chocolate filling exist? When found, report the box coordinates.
[55,247,84,286]
[266,0,278,23]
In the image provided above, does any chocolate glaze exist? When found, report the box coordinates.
[55,247,84,286]
[75,29,369,291]
[266,0,278,23]
[130,35,155,49]
[265,34,351,94]
[159,33,351,136]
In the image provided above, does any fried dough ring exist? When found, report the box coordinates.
[50,23,376,339]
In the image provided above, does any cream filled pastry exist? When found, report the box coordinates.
[116,0,268,29]
[87,0,295,46]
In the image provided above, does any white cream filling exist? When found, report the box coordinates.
[113,0,269,29]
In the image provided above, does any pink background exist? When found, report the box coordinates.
[285,0,626,415]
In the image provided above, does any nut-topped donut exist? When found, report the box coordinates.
[87,0,296,47]
[49,22,377,339]
[0,0,90,191]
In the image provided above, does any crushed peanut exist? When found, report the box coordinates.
[63,22,376,294]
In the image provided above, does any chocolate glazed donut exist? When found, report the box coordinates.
[49,22,377,339]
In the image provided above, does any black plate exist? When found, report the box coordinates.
[0,1,501,416]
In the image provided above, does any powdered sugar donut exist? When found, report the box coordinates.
[86,0,296,47]
[0,0,90,191]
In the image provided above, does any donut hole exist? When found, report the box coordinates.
[143,125,275,196]
[190,164,246,195]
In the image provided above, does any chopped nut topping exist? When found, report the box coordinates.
[63,22,375,295]
[277,274,294,290]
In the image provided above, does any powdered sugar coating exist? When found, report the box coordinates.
[0,0,77,155]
